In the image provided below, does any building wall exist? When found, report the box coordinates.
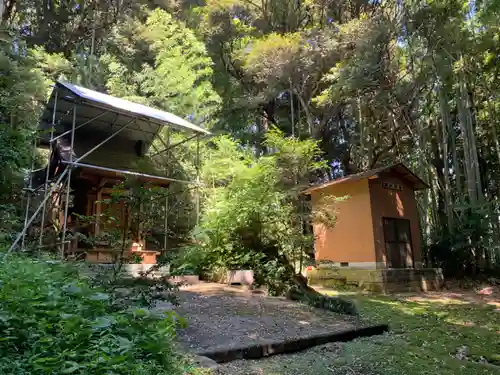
[310,179,377,267]
[368,172,422,268]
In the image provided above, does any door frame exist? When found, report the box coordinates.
[382,217,415,268]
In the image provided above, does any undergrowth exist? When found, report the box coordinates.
[0,255,192,374]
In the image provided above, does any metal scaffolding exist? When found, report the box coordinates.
[7,81,208,257]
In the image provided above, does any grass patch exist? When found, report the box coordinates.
[328,292,500,375]
[213,292,500,375]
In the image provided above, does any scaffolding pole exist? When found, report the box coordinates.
[61,161,194,185]
[163,129,171,251]
[10,82,209,260]
[21,136,38,250]
[74,118,136,163]
[146,119,172,155]
[151,134,199,158]
[60,115,136,257]
[51,110,110,143]
[39,89,58,246]
[60,104,77,257]
[5,168,70,258]
[195,135,200,225]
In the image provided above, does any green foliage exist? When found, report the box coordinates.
[426,211,494,277]
[0,42,47,247]
[0,42,46,127]
[305,293,358,315]
[0,125,31,199]
[142,9,222,122]
[77,178,168,247]
[165,245,210,276]
[0,255,187,375]
[4,0,500,299]
[192,130,339,294]
[73,179,181,309]
[102,9,221,124]
[236,32,304,92]
[0,125,31,247]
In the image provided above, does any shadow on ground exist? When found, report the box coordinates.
[165,283,363,354]
[207,289,500,375]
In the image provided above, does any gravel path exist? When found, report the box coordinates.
[161,283,359,354]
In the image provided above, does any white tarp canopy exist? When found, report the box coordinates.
[38,81,210,150]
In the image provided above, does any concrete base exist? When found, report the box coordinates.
[91,264,201,285]
[170,275,200,285]
[227,270,254,285]
[94,263,170,278]
[123,264,169,278]
[308,267,444,293]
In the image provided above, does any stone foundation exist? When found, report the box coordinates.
[95,263,170,278]
[85,248,160,264]
[93,264,199,284]
[307,267,444,293]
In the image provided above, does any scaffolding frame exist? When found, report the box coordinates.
[7,82,207,258]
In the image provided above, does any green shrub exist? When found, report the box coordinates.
[193,131,328,295]
[165,244,208,276]
[0,255,187,375]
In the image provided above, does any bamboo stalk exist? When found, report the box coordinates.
[457,82,477,203]
[438,85,454,231]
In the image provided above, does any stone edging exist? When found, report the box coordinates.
[197,324,389,364]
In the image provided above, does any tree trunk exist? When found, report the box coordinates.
[430,129,448,232]
[488,101,500,169]
[287,274,358,315]
[295,91,313,135]
[1,0,15,24]
[260,242,357,315]
[465,87,483,201]
[457,82,478,203]
[450,105,464,207]
[438,86,454,232]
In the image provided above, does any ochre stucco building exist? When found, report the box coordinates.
[304,164,444,292]
[304,163,427,269]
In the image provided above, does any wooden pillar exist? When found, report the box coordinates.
[95,187,102,235]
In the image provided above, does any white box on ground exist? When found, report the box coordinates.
[227,270,254,285]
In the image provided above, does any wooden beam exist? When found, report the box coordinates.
[95,186,102,235]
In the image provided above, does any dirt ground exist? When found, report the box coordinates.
[314,284,500,309]
[204,285,500,375]
[399,289,500,309]
[163,283,360,355]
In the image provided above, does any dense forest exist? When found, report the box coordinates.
[1,0,500,279]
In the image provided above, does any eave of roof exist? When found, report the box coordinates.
[37,81,211,151]
[56,81,210,135]
[302,163,429,194]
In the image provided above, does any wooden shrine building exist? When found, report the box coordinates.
[15,81,209,270]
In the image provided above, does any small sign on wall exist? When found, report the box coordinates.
[383,181,403,191]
